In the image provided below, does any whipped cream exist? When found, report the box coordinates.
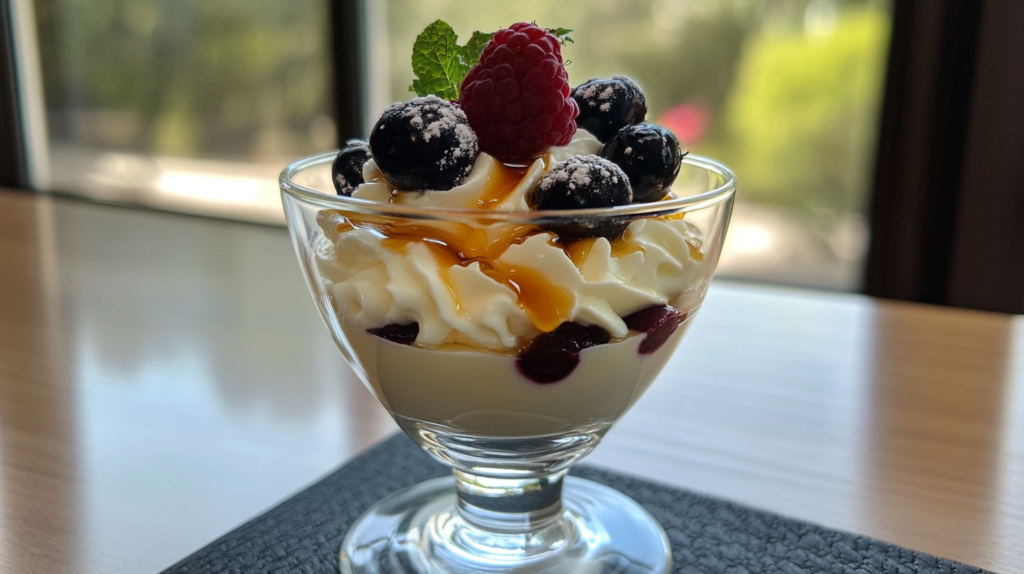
[316,130,706,351]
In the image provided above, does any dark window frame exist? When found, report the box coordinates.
[1,0,28,189]
[865,0,1024,313]
[3,0,1021,312]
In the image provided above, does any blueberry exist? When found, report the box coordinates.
[516,322,611,384]
[367,323,419,345]
[331,139,370,196]
[528,155,632,240]
[571,76,647,143]
[623,305,686,355]
[600,123,684,204]
[369,95,478,191]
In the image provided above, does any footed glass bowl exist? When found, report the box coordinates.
[280,152,735,573]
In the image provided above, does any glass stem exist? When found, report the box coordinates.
[452,468,567,534]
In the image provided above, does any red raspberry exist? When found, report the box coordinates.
[459,23,578,161]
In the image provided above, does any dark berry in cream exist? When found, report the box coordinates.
[572,76,647,143]
[516,322,611,384]
[369,95,478,191]
[331,139,370,196]
[368,323,419,345]
[528,154,632,240]
[601,123,683,204]
[623,305,686,355]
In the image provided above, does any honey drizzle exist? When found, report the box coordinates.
[685,239,704,262]
[369,218,573,332]
[481,261,575,333]
[566,237,646,269]
[475,162,529,209]
[317,157,703,335]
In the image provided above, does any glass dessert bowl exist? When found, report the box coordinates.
[280,19,735,574]
[280,150,734,573]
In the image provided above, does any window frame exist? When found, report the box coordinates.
[865,0,1024,313]
[1,0,27,188]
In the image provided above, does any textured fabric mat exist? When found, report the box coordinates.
[163,434,992,574]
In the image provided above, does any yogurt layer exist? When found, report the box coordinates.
[343,315,693,436]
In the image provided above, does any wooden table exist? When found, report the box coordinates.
[0,188,1021,574]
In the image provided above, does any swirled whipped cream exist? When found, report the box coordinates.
[316,131,705,352]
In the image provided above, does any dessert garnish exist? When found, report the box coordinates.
[571,76,647,143]
[528,154,632,240]
[406,20,572,102]
[459,22,578,161]
[600,123,684,203]
[369,96,478,191]
[324,20,701,385]
[331,139,370,196]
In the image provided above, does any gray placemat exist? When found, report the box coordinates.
[163,434,992,574]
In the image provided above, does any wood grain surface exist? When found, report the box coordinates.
[0,188,1021,574]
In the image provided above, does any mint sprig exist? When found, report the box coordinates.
[460,31,495,68]
[546,28,574,45]
[409,21,573,100]
[409,20,466,100]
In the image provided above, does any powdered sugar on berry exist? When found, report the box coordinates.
[402,96,474,153]
[354,131,601,210]
[538,155,621,192]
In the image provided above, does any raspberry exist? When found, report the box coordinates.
[459,23,578,161]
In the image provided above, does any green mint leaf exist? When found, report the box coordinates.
[547,28,574,45]
[408,23,574,98]
[458,31,495,70]
[409,20,467,100]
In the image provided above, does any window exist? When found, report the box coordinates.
[28,0,333,224]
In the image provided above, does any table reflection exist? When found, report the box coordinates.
[865,304,1012,564]
[4,195,396,573]
[0,191,1022,573]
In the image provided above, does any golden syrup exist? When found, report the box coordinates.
[368,217,573,331]
[479,261,575,333]
[565,237,646,269]
[377,222,536,261]
[316,210,354,241]
[475,162,529,209]
[380,238,464,313]
[324,155,615,334]
[685,238,704,262]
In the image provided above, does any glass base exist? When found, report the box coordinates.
[340,476,671,573]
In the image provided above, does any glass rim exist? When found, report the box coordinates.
[279,151,736,222]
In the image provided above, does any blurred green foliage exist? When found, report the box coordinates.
[34,0,333,160]
[32,0,890,220]
[711,4,890,216]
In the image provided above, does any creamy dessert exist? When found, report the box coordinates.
[315,22,706,437]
